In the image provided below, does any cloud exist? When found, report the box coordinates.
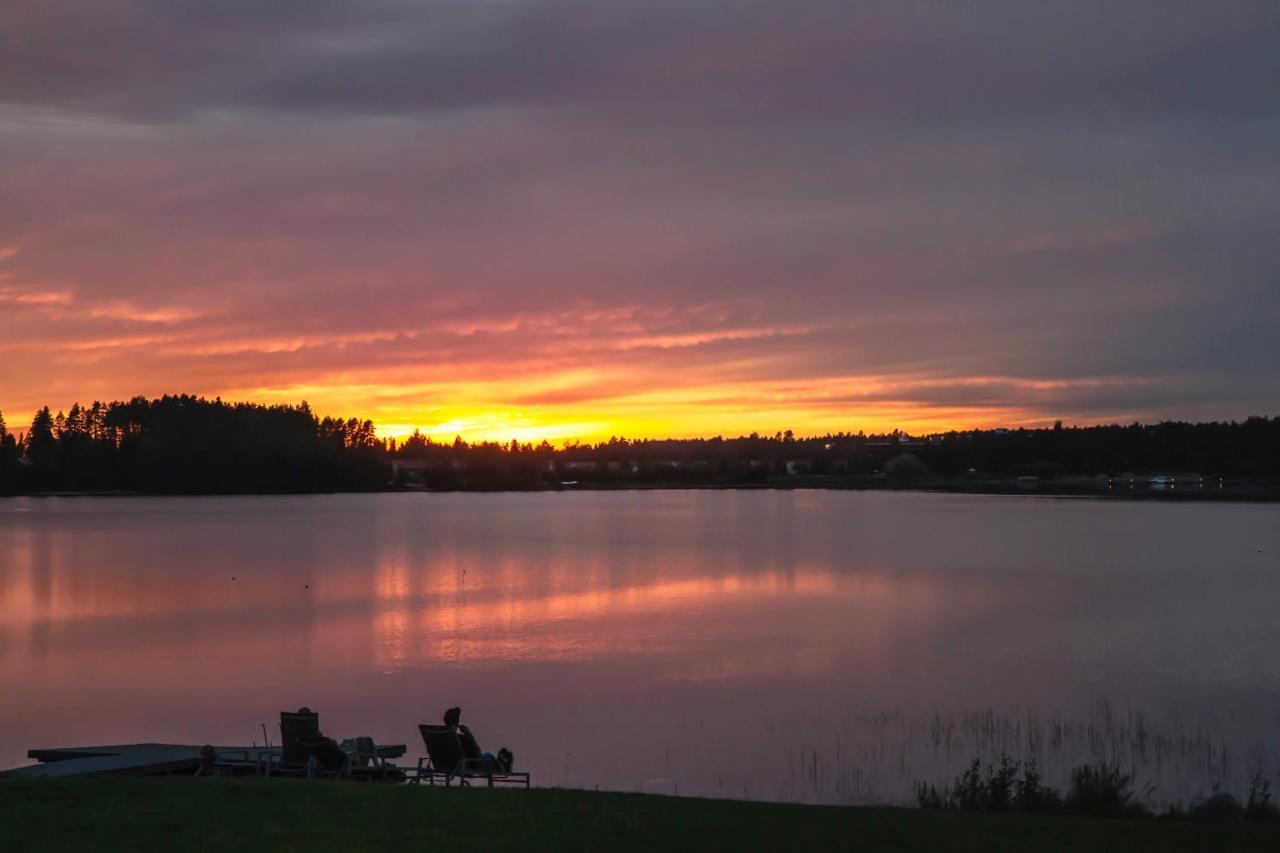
[4,2,1279,126]
[0,1,1277,436]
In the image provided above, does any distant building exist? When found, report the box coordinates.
[390,459,433,478]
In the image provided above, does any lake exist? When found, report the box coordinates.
[1,491,1277,805]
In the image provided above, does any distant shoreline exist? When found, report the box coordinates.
[6,399,1277,499]
[544,479,1280,502]
[5,480,1279,502]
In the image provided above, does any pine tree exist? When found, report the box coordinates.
[0,410,13,470]
[87,401,106,441]
[66,403,85,436]
[28,407,56,468]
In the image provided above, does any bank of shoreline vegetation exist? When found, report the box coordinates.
[0,395,1277,496]
[3,776,1279,853]
[916,757,1279,822]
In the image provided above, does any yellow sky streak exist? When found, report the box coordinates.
[4,372,1069,446]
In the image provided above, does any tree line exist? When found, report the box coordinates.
[1,395,1277,494]
[386,417,1280,489]
[0,395,386,494]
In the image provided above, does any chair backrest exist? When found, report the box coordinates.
[419,724,464,773]
[280,710,322,766]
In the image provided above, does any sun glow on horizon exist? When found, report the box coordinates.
[0,362,1177,447]
[0,396,1048,447]
[0,379,1088,448]
[364,404,1044,446]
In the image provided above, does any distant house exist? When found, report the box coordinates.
[389,458,448,488]
[390,459,433,479]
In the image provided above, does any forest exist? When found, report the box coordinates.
[0,395,1277,494]
[0,396,386,494]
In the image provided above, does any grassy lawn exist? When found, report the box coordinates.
[2,778,1277,852]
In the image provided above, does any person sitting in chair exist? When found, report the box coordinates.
[443,706,514,773]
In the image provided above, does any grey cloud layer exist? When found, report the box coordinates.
[5,1,1280,123]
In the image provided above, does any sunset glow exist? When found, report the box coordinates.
[2,2,1278,441]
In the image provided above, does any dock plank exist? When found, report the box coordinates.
[4,742,407,778]
[7,744,288,778]
[9,744,203,778]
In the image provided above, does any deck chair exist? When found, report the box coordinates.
[265,708,351,779]
[341,736,406,782]
[415,724,530,788]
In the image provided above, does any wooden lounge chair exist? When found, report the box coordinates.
[264,709,351,779]
[415,724,530,788]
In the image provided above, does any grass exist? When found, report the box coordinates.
[3,778,1280,852]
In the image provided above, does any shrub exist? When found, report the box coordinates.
[917,758,1269,822]
[1066,763,1147,817]
[1190,792,1243,821]
[1246,775,1278,822]
[1016,761,1063,813]
[952,758,987,810]
[916,757,1061,814]
[915,781,950,810]
[987,756,1020,811]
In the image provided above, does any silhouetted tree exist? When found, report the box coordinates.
[885,453,931,484]
[0,410,15,469]
[27,407,56,470]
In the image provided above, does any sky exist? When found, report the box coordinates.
[1,1,1278,443]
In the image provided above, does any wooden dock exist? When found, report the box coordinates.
[5,744,282,778]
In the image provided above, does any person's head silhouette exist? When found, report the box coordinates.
[443,706,461,727]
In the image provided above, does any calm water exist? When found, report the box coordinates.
[1,491,1277,805]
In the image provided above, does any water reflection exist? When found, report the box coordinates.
[1,492,1278,804]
